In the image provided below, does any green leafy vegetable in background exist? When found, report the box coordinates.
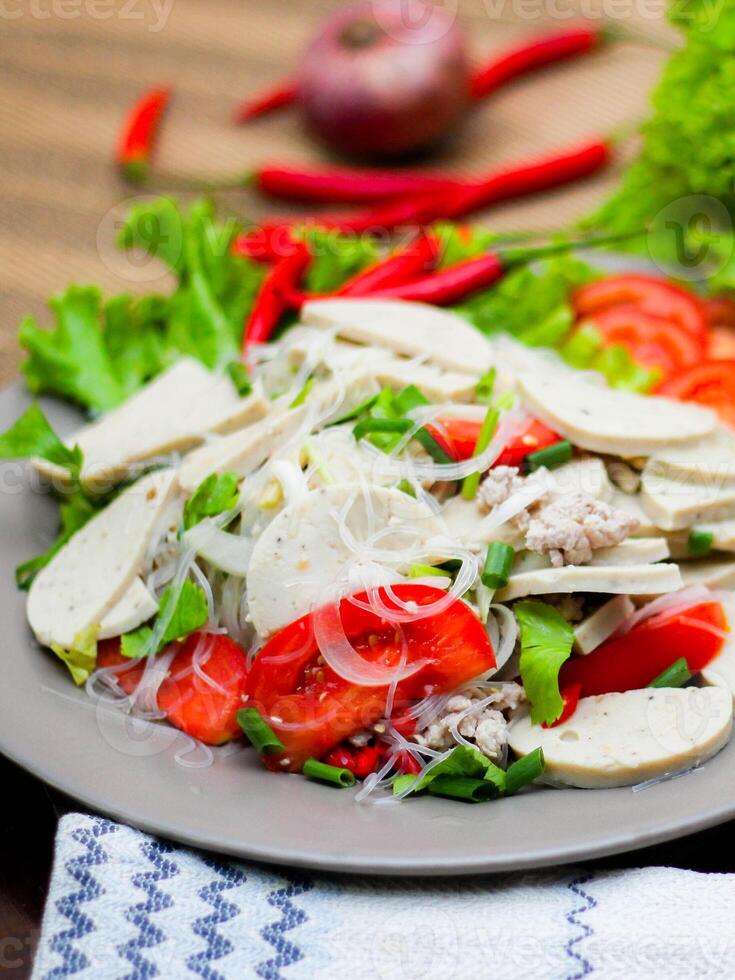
[590,1,735,266]
[515,600,574,726]
[50,624,99,686]
[301,227,378,293]
[120,580,208,658]
[0,404,81,475]
[183,472,240,530]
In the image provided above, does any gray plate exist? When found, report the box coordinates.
[1,382,734,876]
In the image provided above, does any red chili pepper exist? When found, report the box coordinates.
[259,139,610,237]
[243,242,311,352]
[323,745,357,771]
[234,81,297,123]
[251,163,459,204]
[351,744,383,779]
[337,232,440,297]
[470,25,604,101]
[369,251,505,304]
[117,85,171,183]
[542,683,582,729]
[397,752,422,776]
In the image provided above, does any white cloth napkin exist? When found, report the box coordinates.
[32,812,735,980]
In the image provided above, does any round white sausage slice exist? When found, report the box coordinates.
[508,687,733,788]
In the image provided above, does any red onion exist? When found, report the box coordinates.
[296,0,470,160]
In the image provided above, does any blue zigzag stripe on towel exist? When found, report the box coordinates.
[45,817,120,980]
[117,839,181,979]
[565,873,597,980]
[256,876,314,980]
[186,857,248,980]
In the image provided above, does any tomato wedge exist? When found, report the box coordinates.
[494,417,560,468]
[702,296,735,329]
[658,360,735,428]
[246,585,495,772]
[97,633,250,745]
[708,326,735,361]
[559,602,728,697]
[429,417,482,460]
[584,306,703,381]
[573,275,707,342]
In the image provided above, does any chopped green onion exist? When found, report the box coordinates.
[394,384,430,414]
[475,367,497,405]
[461,406,499,500]
[227,361,252,397]
[303,758,356,787]
[289,375,315,408]
[649,657,692,689]
[414,427,454,464]
[426,775,499,803]
[688,529,714,558]
[371,385,400,419]
[481,542,515,589]
[353,417,412,440]
[408,563,447,579]
[236,709,285,756]
[328,392,379,425]
[396,479,416,498]
[505,748,545,796]
[524,440,572,473]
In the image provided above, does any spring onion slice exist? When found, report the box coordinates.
[481,542,515,589]
[649,658,692,689]
[461,406,500,501]
[303,758,356,787]
[353,417,412,440]
[524,440,572,473]
[505,748,545,796]
[426,775,499,802]
[236,708,285,756]
[688,529,714,558]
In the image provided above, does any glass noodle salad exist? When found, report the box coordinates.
[4,297,735,804]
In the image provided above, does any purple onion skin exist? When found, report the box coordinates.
[296,0,470,161]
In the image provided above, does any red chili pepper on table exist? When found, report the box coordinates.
[233,81,298,123]
[369,251,505,304]
[242,242,311,353]
[116,85,171,184]
[250,163,460,204]
[259,138,611,237]
[232,226,302,263]
[470,24,605,100]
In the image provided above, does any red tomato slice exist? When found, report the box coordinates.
[559,602,728,697]
[494,417,560,468]
[585,306,703,381]
[542,683,582,729]
[246,584,495,772]
[573,275,707,342]
[430,417,482,460]
[97,633,249,745]
[658,360,735,428]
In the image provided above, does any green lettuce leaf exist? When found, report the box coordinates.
[0,404,81,474]
[20,286,125,413]
[50,624,98,686]
[302,228,378,294]
[392,744,506,797]
[183,472,240,530]
[121,579,208,658]
[516,600,574,726]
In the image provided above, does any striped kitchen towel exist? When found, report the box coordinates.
[33,812,735,979]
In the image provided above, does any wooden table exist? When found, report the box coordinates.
[1,3,729,977]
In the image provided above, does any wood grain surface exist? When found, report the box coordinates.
[0,0,674,386]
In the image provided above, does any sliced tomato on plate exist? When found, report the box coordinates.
[707,326,735,360]
[583,306,703,381]
[702,296,735,330]
[97,632,250,745]
[658,360,735,428]
[246,584,495,772]
[429,417,482,460]
[494,417,560,468]
[573,274,707,342]
[559,602,728,697]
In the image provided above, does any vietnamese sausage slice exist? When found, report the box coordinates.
[246,483,443,637]
[646,427,735,486]
[494,561,682,602]
[301,299,494,375]
[97,577,159,640]
[27,469,180,649]
[551,457,613,502]
[573,595,635,655]
[640,469,735,531]
[517,372,716,456]
[678,560,735,590]
[508,687,733,788]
